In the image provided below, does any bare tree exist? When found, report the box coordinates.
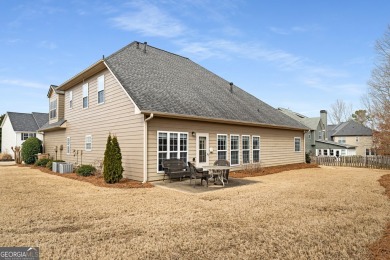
[366,25,390,155]
[329,99,353,124]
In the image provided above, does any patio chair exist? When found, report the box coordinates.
[213,159,230,184]
[188,162,210,188]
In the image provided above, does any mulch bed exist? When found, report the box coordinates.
[230,163,319,178]
[369,173,390,260]
[18,165,154,189]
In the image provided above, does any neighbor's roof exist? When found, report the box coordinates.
[328,120,372,137]
[6,112,48,132]
[316,139,356,149]
[102,42,307,130]
[278,108,321,130]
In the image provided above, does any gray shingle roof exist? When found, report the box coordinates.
[7,112,49,132]
[316,139,356,149]
[329,120,372,137]
[278,108,320,130]
[38,119,66,131]
[104,42,307,130]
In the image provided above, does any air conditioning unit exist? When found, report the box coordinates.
[59,163,73,174]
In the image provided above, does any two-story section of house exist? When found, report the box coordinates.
[39,41,308,182]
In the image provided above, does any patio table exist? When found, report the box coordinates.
[203,165,230,187]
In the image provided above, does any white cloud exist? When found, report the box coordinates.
[38,41,57,50]
[269,25,321,35]
[0,79,47,89]
[111,2,185,38]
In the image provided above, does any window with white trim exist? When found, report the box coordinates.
[330,149,334,156]
[318,149,322,156]
[50,99,57,119]
[83,83,89,108]
[318,131,322,140]
[323,149,328,156]
[294,137,301,152]
[85,135,92,151]
[69,91,73,108]
[217,134,227,160]
[341,149,346,156]
[21,133,36,141]
[252,136,260,163]
[230,135,239,165]
[158,132,188,172]
[242,135,250,164]
[338,137,346,144]
[97,75,105,104]
[66,137,71,154]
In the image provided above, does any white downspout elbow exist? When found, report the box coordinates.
[143,113,154,183]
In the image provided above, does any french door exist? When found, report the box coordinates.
[196,133,209,167]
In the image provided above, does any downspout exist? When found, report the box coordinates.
[143,113,154,183]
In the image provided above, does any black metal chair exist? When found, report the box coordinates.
[188,162,210,187]
[213,159,230,184]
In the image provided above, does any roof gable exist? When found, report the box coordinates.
[104,42,306,130]
[330,121,372,136]
[6,112,48,132]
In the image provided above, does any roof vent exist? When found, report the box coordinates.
[230,82,233,93]
[136,42,140,49]
[143,42,147,53]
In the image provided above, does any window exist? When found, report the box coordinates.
[66,137,71,154]
[323,149,328,156]
[330,149,334,156]
[217,135,227,160]
[318,149,322,156]
[252,136,260,163]
[85,135,92,151]
[83,83,89,108]
[294,137,301,152]
[50,99,57,119]
[21,133,36,141]
[318,131,322,140]
[230,135,239,165]
[242,135,250,164]
[308,133,311,139]
[338,137,346,144]
[341,149,346,156]
[69,91,73,108]
[158,132,188,172]
[97,75,105,104]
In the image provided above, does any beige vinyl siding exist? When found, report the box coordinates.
[43,130,66,161]
[147,117,305,181]
[343,136,373,156]
[48,92,65,125]
[60,68,144,181]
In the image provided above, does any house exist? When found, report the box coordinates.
[39,41,308,182]
[279,108,357,156]
[327,120,374,156]
[1,112,48,157]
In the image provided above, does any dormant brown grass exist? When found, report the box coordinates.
[0,165,389,259]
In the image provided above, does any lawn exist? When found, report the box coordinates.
[0,165,389,259]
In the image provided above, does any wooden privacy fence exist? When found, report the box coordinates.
[311,156,390,170]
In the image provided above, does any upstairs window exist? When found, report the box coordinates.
[318,131,323,140]
[83,83,89,108]
[21,133,36,141]
[98,75,105,104]
[338,137,346,144]
[69,91,73,108]
[50,99,57,119]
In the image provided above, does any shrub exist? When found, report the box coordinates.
[103,134,123,184]
[46,160,64,171]
[76,165,96,177]
[35,158,51,167]
[305,153,311,164]
[21,137,42,164]
[0,152,12,161]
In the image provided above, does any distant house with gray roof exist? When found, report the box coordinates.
[1,112,48,157]
[327,120,374,156]
[278,108,357,156]
[40,41,308,182]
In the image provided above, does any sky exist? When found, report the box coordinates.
[0,0,389,118]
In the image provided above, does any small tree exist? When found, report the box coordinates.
[21,137,42,164]
[103,134,123,183]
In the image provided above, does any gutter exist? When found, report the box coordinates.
[143,113,154,183]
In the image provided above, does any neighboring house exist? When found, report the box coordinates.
[1,112,48,158]
[327,120,374,156]
[39,41,308,182]
[279,108,356,156]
